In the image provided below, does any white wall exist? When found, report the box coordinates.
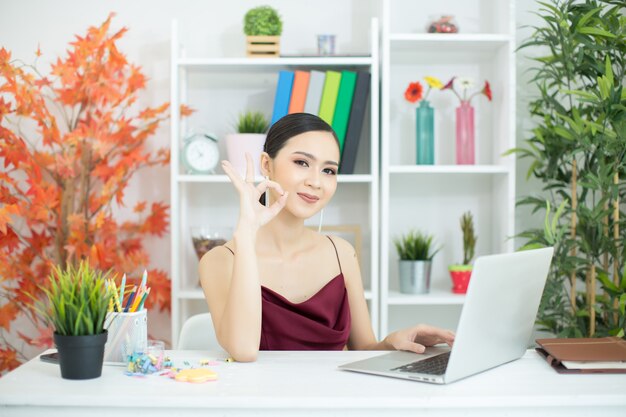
[0,0,544,348]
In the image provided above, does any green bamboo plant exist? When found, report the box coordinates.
[31,261,115,336]
[512,0,626,337]
[394,230,440,261]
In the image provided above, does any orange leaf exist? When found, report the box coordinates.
[179,104,195,117]
[0,348,21,373]
[0,303,20,330]
[133,201,147,213]
[0,204,19,234]
[143,269,170,312]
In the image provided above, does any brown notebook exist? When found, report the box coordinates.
[535,337,626,374]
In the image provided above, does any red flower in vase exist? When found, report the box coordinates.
[441,77,493,105]
[482,81,492,101]
[404,81,424,103]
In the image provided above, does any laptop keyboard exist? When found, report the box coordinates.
[391,351,451,375]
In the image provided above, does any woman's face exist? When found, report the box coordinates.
[265,130,340,219]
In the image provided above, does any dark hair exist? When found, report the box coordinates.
[264,113,339,156]
[260,113,339,205]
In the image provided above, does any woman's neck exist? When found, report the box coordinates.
[258,213,313,259]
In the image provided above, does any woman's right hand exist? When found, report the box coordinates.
[221,153,289,231]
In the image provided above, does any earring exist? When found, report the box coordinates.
[318,209,324,233]
[264,176,269,207]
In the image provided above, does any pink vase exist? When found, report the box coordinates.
[455,101,475,165]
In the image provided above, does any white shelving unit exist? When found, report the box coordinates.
[380,0,516,336]
[170,19,380,347]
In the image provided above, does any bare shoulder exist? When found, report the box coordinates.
[326,235,357,258]
[199,241,235,284]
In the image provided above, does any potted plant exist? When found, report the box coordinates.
[0,14,181,374]
[243,6,283,57]
[32,261,115,380]
[449,211,477,294]
[225,110,270,177]
[394,230,440,294]
[514,0,626,337]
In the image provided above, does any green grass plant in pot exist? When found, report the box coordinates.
[394,230,440,294]
[243,5,283,57]
[449,211,477,294]
[32,261,115,379]
[225,110,270,177]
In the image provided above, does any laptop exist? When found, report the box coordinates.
[339,247,554,384]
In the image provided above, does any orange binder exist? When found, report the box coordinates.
[288,71,310,114]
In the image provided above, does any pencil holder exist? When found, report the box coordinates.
[103,309,148,364]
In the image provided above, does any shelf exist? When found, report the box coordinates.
[179,288,373,301]
[177,57,375,71]
[389,33,513,63]
[388,165,510,175]
[387,288,465,306]
[389,33,511,42]
[177,174,374,183]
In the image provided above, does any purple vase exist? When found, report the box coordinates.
[455,101,475,165]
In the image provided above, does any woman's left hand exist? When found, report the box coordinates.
[384,324,455,354]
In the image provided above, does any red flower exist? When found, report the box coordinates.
[482,80,492,101]
[404,81,424,103]
[442,77,456,90]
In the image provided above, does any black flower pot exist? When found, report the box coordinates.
[54,330,108,380]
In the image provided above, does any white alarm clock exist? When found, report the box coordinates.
[182,132,219,174]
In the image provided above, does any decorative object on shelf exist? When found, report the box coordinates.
[513,0,626,338]
[244,6,283,58]
[448,211,477,294]
[394,230,441,294]
[317,34,337,55]
[30,261,114,380]
[442,76,492,165]
[191,226,232,260]
[427,15,459,33]
[226,110,269,177]
[405,76,443,165]
[182,132,220,175]
[0,14,185,375]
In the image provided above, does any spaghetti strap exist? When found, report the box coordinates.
[223,245,234,255]
[326,236,343,274]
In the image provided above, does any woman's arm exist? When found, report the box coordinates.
[338,237,455,352]
[199,156,288,362]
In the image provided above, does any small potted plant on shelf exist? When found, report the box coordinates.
[225,110,270,177]
[394,230,440,294]
[32,261,115,380]
[243,5,283,57]
[448,211,477,294]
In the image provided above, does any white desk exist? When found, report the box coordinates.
[0,350,624,416]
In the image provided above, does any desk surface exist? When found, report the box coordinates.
[1,350,625,417]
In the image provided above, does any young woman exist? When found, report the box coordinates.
[199,113,454,362]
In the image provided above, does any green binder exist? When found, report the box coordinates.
[318,71,342,125]
[331,71,357,154]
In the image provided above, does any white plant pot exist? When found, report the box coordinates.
[225,133,266,177]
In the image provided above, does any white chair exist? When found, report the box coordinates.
[177,313,221,350]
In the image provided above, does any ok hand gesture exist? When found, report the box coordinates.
[221,153,289,232]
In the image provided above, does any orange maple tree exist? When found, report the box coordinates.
[0,14,191,374]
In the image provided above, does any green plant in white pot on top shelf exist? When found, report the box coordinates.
[225,110,269,177]
[394,230,440,294]
[449,211,477,294]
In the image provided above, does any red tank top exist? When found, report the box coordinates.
[225,236,351,350]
